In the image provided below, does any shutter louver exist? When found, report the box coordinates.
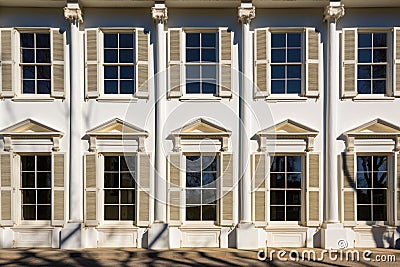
[393,28,400,97]
[0,153,13,226]
[136,29,150,99]
[137,153,151,226]
[251,153,267,225]
[219,28,233,98]
[306,153,320,226]
[0,29,14,98]
[341,28,358,98]
[341,152,356,226]
[85,29,99,98]
[168,153,182,226]
[168,29,182,98]
[305,28,320,97]
[51,29,66,98]
[52,152,65,226]
[84,153,98,226]
[220,152,234,226]
[254,29,269,98]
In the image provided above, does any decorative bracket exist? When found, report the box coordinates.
[324,3,345,21]
[344,136,355,152]
[238,5,255,24]
[152,6,168,24]
[394,136,400,152]
[64,5,83,24]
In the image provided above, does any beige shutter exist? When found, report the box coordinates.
[137,153,151,226]
[0,152,13,226]
[393,28,400,97]
[0,29,14,98]
[84,152,98,226]
[254,28,269,98]
[306,153,321,226]
[305,28,320,97]
[168,29,182,98]
[51,29,66,98]
[220,152,234,226]
[136,29,150,99]
[52,152,65,226]
[85,29,99,99]
[251,153,267,226]
[219,28,233,98]
[341,28,358,98]
[340,152,356,226]
[168,153,182,226]
[395,153,400,225]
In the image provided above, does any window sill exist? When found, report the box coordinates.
[97,223,139,229]
[354,221,390,228]
[97,96,138,103]
[265,95,308,103]
[12,97,55,102]
[180,223,221,230]
[13,221,53,228]
[264,224,308,231]
[179,95,222,102]
[352,95,395,102]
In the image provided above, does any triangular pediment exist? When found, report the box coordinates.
[87,118,148,136]
[172,118,231,136]
[345,119,400,135]
[258,119,318,136]
[0,119,63,136]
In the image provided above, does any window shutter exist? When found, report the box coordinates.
[168,153,182,226]
[0,152,13,226]
[51,29,66,98]
[251,153,267,226]
[395,153,400,225]
[52,152,65,226]
[219,28,233,98]
[305,28,320,98]
[341,28,358,98]
[340,152,356,226]
[168,29,182,98]
[85,29,99,99]
[306,153,321,226]
[254,28,269,98]
[392,28,400,97]
[220,152,234,226]
[0,29,14,98]
[136,29,150,99]
[84,152,98,226]
[137,152,151,226]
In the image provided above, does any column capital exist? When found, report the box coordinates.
[152,6,168,24]
[64,5,83,23]
[324,3,345,21]
[238,5,255,24]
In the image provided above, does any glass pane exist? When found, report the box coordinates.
[286,206,301,221]
[358,34,372,48]
[287,174,302,188]
[22,206,36,220]
[270,206,285,221]
[357,173,371,188]
[186,189,201,204]
[186,48,200,62]
[21,156,35,171]
[37,66,51,79]
[287,156,302,172]
[36,34,50,48]
[287,33,301,47]
[105,156,119,171]
[358,65,371,79]
[357,80,371,94]
[373,33,387,47]
[287,49,301,62]
[202,65,216,79]
[372,80,386,94]
[373,189,386,204]
[37,80,51,94]
[36,49,50,63]
[119,49,134,63]
[23,80,35,94]
[37,172,51,188]
[104,189,119,204]
[23,66,35,79]
[37,205,51,220]
[186,81,201,93]
[121,173,135,188]
[104,49,118,63]
[202,173,216,187]
[373,156,387,171]
[287,80,301,94]
[202,82,216,94]
[286,191,301,205]
[37,156,51,171]
[22,172,35,188]
[271,80,285,94]
[358,49,372,63]
[186,156,201,172]
[372,65,386,79]
[271,49,285,63]
[104,66,118,79]
[186,65,200,79]
[202,33,216,48]
[357,189,371,204]
[22,49,34,63]
[202,156,217,171]
[373,49,387,63]
[270,173,285,188]
[22,190,36,204]
[121,190,134,204]
[270,156,285,172]
[104,205,119,220]
[120,66,134,79]
[21,33,34,48]
[373,172,387,188]
[270,190,284,205]
[202,205,216,220]
[119,34,134,48]
[202,190,216,204]
[357,156,372,172]
[186,206,200,220]
[271,65,285,79]
[186,33,200,47]
[37,189,51,204]
[120,205,134,220]
[104,34,118,48]
[287,65,301,78]
[201,49,216,62]
[373,205,386,221]
[104,172,119,188]
[125,156,137,172]
[357,205,371,220]
[271,34,285,48]
[186,172,201,188]
[120,80,134,94]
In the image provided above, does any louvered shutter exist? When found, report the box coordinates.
[51,29,66,98]
[52,152,65,226]
[168,29,182,98]
[254,28,269,98]
[0,152,13,226]
[220,152,234,226]
[219,28,233,98]
[137,153,151,226]
[341,28,358,98]
[306,153,321,226]
[395,153,400,225]
[340,152,356,226]
[168,153,182,226]
[251,153,267,226]
[85,29,99,98]
[0,29,14,98]
[393,28,400,97]
[305,28,320,97]
[136,29,150,99]
[84,152,98,226]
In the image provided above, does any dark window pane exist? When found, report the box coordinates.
[357,156,372,172]
[186,189,201,205]
[287,65,301,78]
[120,80,134,94]
[357,80,371,94]
[119,49,134,63]
[271,34,286,48]
[271,156,285,172]
[23,66,35,79]
[202,33,216,48]
[121,173,135,188]
[202,190,216,204]
[119,34,134,48]
[121,190,134,204]
[271,80,285,94]
[271,49,285,63]
[202,82,216,94]
[357,205,371,220]
[373,156,387,171]
[357,173,371,188]
[358,49,372,63]
[270,173,285,188]
[287,80,301,94]
[202,49,216,62]
[373,33,387,47]
[37,205,51,220]
[373,205,386,221]
[104,49,118,63]
[270,206,285,221]
[104,66,118,79]
[270,190,284,205]
[37,66,51,79]
[186,49,200,62]
[358,34,372,48]
[37,172,51,188]
[287,156,302,172]
[202,205,216,220]
[373,49,387,63]
[286,191,301,205]
[104,34,118,48]
[36,49,50,63]
[186,65,200,79]
[186,206,200,220]
[373,172,387,188]
[37,189,51,204]
[104,156,119,172]
[37,156,51,171]
[202,65,216,79]
[22,190,36,204]
[202,173,216,186]
[120,205,134,220]
[286,206,301,221]
[22,49,34,63]
[23,80,35,94]
[202,156,217,172]
[104,205,119,220]
[36,34,50,48]
[186,172,201,187]
[287,49,301,62]
[186,81,200,93]
[372,65,386,79]
[37,80,51,94]
[22,206,36,220]
[372,80,386,94]
[120,66,134,79]
[287,33,301,47]
[124,156,136,172]
[373,190,386,204]
[21,156,35,171]
[271,66,285,79]
[104,172,119,188]
[105,190,119,204]
[22,172,35,188]
[358,66,371,79]
[21,33,34,48]
[357,189,371,204]
[104,80,118,94]
[186,156,201,172]
[287,174,302,188]
[186,33,200,47]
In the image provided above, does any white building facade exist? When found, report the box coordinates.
[0,0,399,249]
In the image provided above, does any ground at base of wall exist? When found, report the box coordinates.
[0,248,399,266]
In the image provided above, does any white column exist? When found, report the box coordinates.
[64,3,83,223]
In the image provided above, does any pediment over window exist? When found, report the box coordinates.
[256,119,318,152]
[0,119,64,151]
[343,119,400,151]
[86,118,149,152]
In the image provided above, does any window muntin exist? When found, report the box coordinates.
[357,33,387,94]
[356,155,388,221]
[185,32,218,95]
[271,33,302,94]
[104,155,136,221]
[270,155,302,221]
[103,33,135,95]
[21,155,51,220]
[20,33,51,94]
[186,155,218,221]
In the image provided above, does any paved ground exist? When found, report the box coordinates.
[0,247,399,266]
